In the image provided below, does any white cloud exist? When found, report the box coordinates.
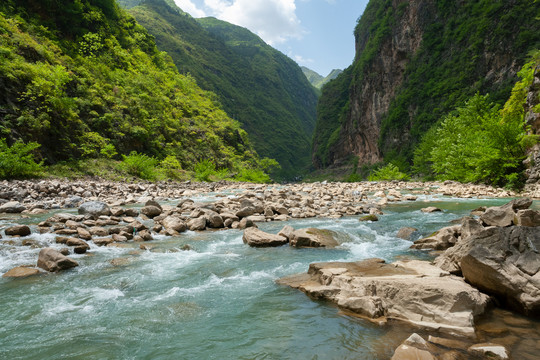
[173,0,207,17]
[292,54,314,65]
[202,0,304,45]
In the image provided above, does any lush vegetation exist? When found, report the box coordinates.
[413,57,539,189]
[367,164,409,181]
[0,138,43,178]
[313,0,540,170]
[0,0,275,182]
[125,0,318,179]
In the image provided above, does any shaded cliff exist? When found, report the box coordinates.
[126,0,318,178]
[313,0,540,170]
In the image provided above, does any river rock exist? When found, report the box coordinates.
[411,226,460,251]
[289,228,339,248]
[66,237,89,249]
[187,217,206,231]
[468,343,509,359]
[93,238,113,246]
[4,225,31,237]
[513,209,540,227]
[2,267,40,278]
[0,201,26,213]
[277,258,489,336]
[278,225,295,240]
[78,201,111,217]
[76,227,92,240]
[359,214,378,222]
[391,333,437,360]
[242,228,288,248]
[480,206,515,227]
[205,212,224,228]
[37,248,79,272]
[396,227,418,240]
[236,207,256,218]
[460,217,484,239]
[162,216,187,233]
[238,218,256,230]
[421,207,442,213]
[89,226,108,236]
[141,205,162,218]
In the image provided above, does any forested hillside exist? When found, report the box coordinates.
[124,0,319,178]
[301,67,343,90]
[0,0,267,177]
[313,0,540,173]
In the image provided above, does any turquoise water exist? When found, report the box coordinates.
[0,196,534,359]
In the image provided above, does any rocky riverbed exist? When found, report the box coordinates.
[1,178,539,359]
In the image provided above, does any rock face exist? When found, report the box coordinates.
[312,0,538,170]
[37,248,79,272]
[278,258,489,335]
[432,199,540,316]
[78,201,111,217]
[289,228,339,248]
[242,228,288,248]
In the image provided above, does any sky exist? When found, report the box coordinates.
[173,0,369,76]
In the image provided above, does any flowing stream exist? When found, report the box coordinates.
[1,194,539,359]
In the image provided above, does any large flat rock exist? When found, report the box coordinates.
[278,258,489,336]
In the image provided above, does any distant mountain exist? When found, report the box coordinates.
[301,67,343,90]
[125,0,319,178]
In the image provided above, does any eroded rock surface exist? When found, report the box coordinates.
[278,258,489,335]
[37,248,79,272]
[242,228,288,248]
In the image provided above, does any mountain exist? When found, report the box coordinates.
[0,0,262,171]
[125,0,319,178]
[312,0,540,170]
[301,67,343,90]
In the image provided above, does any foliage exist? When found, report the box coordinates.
[418,55,540,189]
[159,155,183,179]
[0,138,43,179]
[193,159,217,182]
[234,167,271,183]
[0,0,267,179]
[122,151,159,180]
[367,163,409,181]
[127,0,318,179]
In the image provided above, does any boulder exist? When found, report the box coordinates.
[396,227,418,240]
[89,226,109,236]
[480,206,515,227]
[411,226,460,251]
[460,217,484,239]
[187,217,207,231]
[0,201,26,213]
[242,228,288,247]
[78,201,111,217]
[2,267,40,278]
[289,228,339,248]
[138,229,153,241]
[236,207,256,218]
[37,248,79,272]
[278,225,295,240]
[66,238,90,250]
[421,207,442,213]
[4,225,31,237]
[141,205,162,218]
[513,209,540,227]
[161,216,187,233]
[435,226,540,315]
[205,212,224,228]
[359,214,378,222]
[76,227,92,240]
[391,334,437,360]
[277,259,489,336]
[93,238,113,246]
[238,218,256,230]
[501,197,533,211]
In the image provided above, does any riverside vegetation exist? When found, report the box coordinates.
[0,0,277,182]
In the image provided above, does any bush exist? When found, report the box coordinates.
[122,151,159,180]
[368,163,409,181]
[234,167,271,183]
[160,155,183,179]
[194,159,216,182]
[0,139,43,179]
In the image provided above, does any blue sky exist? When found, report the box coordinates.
[174,0,369,76]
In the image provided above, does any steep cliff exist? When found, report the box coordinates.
[126,0,318,178]
[525,64,540,184]
[313,0,540,170]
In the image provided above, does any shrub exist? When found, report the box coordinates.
[194,159,216,182]
[0,139,43,179]
[234,167,271,183]
[368,163,409,181]
[160,155,183,179]
[122,151,159,180]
